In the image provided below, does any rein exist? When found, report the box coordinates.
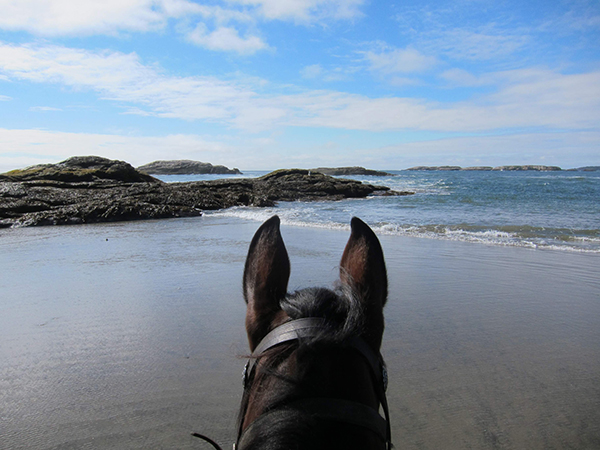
[193,317,392,450]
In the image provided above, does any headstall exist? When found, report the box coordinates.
[236,317,392,450]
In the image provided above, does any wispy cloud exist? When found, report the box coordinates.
[186,24,268,54]
[363,45,437,74]
[300,64,353,82]
[0,0,170,36]
[1,42,599,133]
[29,106,63,112]
[439,68,491,87]
[428,28,529,61]
[0,127,234,172]
[301,64,324,79]
[0,0,365,54]
[0,42,252,121]
[2,127,597,172]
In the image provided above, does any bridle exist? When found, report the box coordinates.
[193,317,392,450]
[236,317,392,450]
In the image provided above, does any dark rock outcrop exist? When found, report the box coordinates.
[0,156,157,183]
[0,159,411,228]
[311,167,394,176]
[137,160,241,175]
[254,169,406,201]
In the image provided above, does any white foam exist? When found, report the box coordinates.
[206,208,600,253]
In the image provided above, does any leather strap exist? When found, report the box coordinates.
[252,317,328,356]
[238,318,392,450]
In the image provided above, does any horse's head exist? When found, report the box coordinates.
[238,216,390,450]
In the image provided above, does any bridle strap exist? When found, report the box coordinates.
[242,317,330,391]
[252,317,328,356]
[238,318,393,450]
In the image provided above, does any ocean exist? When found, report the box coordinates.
[158,170,600,253]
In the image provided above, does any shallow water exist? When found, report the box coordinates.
[159,170,600,252]
[1,216,599,449]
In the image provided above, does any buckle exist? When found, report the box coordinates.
[242,360,250,388]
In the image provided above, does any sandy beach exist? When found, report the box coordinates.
[1,215,599,449]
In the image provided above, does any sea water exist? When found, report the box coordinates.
[159,170,600,252]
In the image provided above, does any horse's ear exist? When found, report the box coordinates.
[340,217,388,349]
[243,216,290,351]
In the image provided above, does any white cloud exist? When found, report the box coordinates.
[447,30,527,60]
[0,42,254,121]
[0,94,11,101]
[2,128,597,173]
[0,0,267,54]
[0,0,364,55]
[421,28,529,62]
[1,43,599,134]
[300,64,352,82]
[0,0,173,36]
[301,64,323,79]
[29,106,63,111]
[0,128,234,172]
[393,4,531,63]
[187,24,267,54]
[364,46,436,74]
[440,68,490,87]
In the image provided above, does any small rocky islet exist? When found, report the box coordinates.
[405,165,599,171]
[405,165,564,171]
[0,156,411,228]
[310,167,394,176]
[137,160,242,175]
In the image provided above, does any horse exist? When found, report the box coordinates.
[194,215,391,449]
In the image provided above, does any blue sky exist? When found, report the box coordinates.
[0,0,599,171]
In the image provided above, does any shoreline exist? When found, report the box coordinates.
[205,207,600,254]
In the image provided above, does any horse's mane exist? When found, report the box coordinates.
[237,285,366,450]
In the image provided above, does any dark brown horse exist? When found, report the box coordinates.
[236,215,391,450]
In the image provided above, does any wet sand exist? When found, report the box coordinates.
[1,216,599,449]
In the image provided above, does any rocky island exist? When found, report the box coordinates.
[137,160,242,175]
[310,167,394,176]
[0,156,410,228]
[406,166,463,171]
[406,165,562,171]
[492,165,562,171]
[571,166,600,171]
